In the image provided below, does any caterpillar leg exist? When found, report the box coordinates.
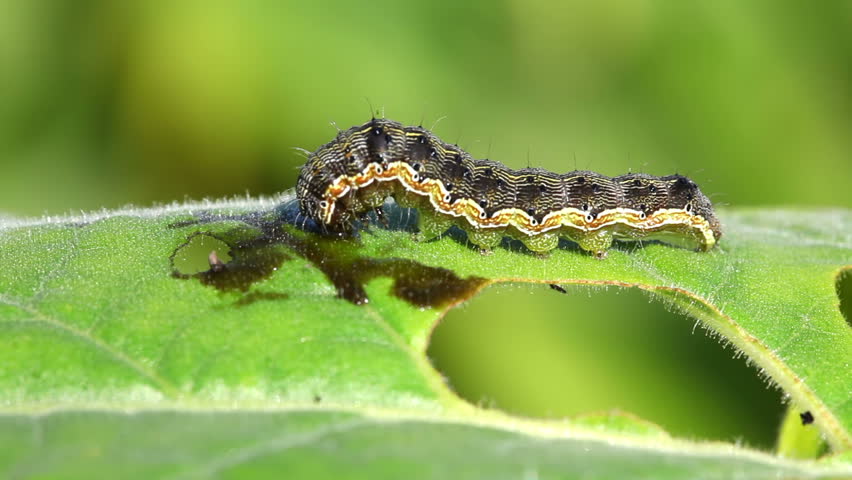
[520,232,559,255]
[467,227,504,255]
[373,206,389,228]
[414,208,453,241]
[574,229,614,259]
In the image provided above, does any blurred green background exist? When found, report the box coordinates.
[2,1,850,449]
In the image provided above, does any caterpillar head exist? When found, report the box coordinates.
[296,154,332,225]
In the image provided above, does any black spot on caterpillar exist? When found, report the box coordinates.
[296,118,722,257]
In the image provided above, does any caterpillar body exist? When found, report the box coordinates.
[295,118,722,257]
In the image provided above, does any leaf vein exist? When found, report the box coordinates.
[0,294,181,399]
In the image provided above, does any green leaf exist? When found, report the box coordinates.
[0,198,850,478]
[2,410,849,479]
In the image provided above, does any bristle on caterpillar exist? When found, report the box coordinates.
[295,118,722,256]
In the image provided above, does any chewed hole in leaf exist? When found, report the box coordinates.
[169,230,290,292]
[428,283,785,448]
[170,232,232,276]
[168,216,487,308]
[836,268,852,329]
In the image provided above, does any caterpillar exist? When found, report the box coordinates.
[295,118,722,257]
